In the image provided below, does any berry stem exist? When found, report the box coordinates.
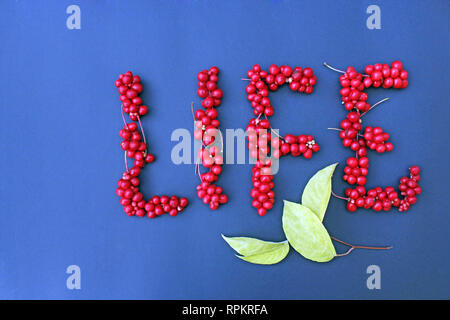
[193,102,214,150]
[195,156,202,182]
[331,190,349,201]
[323,62,346,74]
[331,236,392,256]
[361,97,390,117]
[121,104,129,130]
[190,102,196,121]
[355,125,360,160]
[323,62,369,77]
[327,127,364,137]
[270,127,284,140]
[241,78,251,81]
[327,127,342,132]
[194,156,198,174]
[136,115,147,146]
[264,114,285,140]
[124,151,129,172]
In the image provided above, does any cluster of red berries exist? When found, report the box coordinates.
[363,126,393,153]
[343,156,368,186]
[245,65,317,117]
[398,166,421,212]
[197,67,223,108]
[345,185,399,212]
[117,177,188,218]
[331,61,421,212]
[115,71,188,218]
[345,166,421,212]
[119,122,154,166]
[339,114,366,157]
[363,61,409,89]
[247,120,318,160]
[270,134,319,159]
[193,67,228,210]
[245,64,319,216]
[250,158,275,216]
[196,182,228,210]
[115,71,148,121]
[339,62,408,112]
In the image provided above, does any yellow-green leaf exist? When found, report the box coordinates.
[222,235,289,265]
[301,163,338,221]
[236,243,289,265]
[282,200,336,262]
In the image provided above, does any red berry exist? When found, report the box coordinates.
[410,165,420,176]
[347,202,357,212]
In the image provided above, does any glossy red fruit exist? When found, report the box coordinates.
[347,202,357,212]
[115,72,190,219]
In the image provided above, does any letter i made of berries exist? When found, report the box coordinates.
[244,64,320,216]
[324,61,421,212]
[115,71,189,218]
[193,67,228,210]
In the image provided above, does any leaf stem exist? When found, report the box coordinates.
[335,247,354,257]
[331,235,392,257]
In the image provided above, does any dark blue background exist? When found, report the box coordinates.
[0,0,449,299]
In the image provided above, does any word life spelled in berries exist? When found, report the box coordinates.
[115,71,188,219]
[245,64,320,216]
[113,61,422,218]
[328,61,421,212]
[193,66,228,210]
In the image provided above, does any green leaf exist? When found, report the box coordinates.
[282,200,336,262]
[222,234,289,265]
[301,163,338,221]
[236,244,289,265]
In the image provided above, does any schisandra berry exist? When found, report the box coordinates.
[343,166,420,213]
[115,71,188,219]
[363,126,393,153]
[116,71,148,120]
[331,61,420,213]
[246,64,319,216]
[194,67,228,210]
